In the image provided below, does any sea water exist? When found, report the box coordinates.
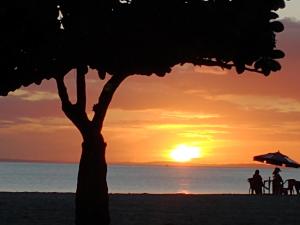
[0,162,299,194]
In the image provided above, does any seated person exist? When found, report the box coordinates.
[272,167,283,195]
[250,169,264,195]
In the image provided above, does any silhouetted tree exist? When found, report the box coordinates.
[0,0,287,224]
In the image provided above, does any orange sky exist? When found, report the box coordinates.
[0,4,300,165]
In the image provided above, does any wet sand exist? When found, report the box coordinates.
[0,192,299,225]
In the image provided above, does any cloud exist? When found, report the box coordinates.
[9,90,58,101]
[281,18,300,27]
[160,111,219,120]
[105,108,220,123]
[205,94,300,113]
[102,108,229,144]
[278,18,300,59]
[0,116,72,134]
[173,64,228,75]
[0,120,15,128]
[194,66,228,75]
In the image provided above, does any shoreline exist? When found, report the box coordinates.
[1,192,300,225]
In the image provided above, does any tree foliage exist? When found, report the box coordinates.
[0,0,286,96]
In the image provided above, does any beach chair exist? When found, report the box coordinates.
[263,178,272,194]
[248,177,269,195]
[282,179,300,195]
[248,178,254,194]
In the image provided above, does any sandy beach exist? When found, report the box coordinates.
[0,192,299,225]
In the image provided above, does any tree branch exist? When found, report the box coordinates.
[56,76,72,108]
[92,74,128,130]
[76,66,88,111]
[56,75,90,136]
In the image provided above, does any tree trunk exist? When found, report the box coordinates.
[75,131,110,225]
[55,72,127,225]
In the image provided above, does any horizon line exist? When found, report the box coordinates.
[0,158,275,168]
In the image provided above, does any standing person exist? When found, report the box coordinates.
[272,167,283,195]
[252,169,264,195]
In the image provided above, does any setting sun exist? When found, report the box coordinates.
[170,144,202,162]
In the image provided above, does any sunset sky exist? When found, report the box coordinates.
[0,2,300,166]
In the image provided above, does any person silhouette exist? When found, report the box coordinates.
[272,167,283,195]
[251,169,264,195]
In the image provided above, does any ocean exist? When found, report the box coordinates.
[0,162,299,194]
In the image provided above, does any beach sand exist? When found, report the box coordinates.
[0,192,299,225]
